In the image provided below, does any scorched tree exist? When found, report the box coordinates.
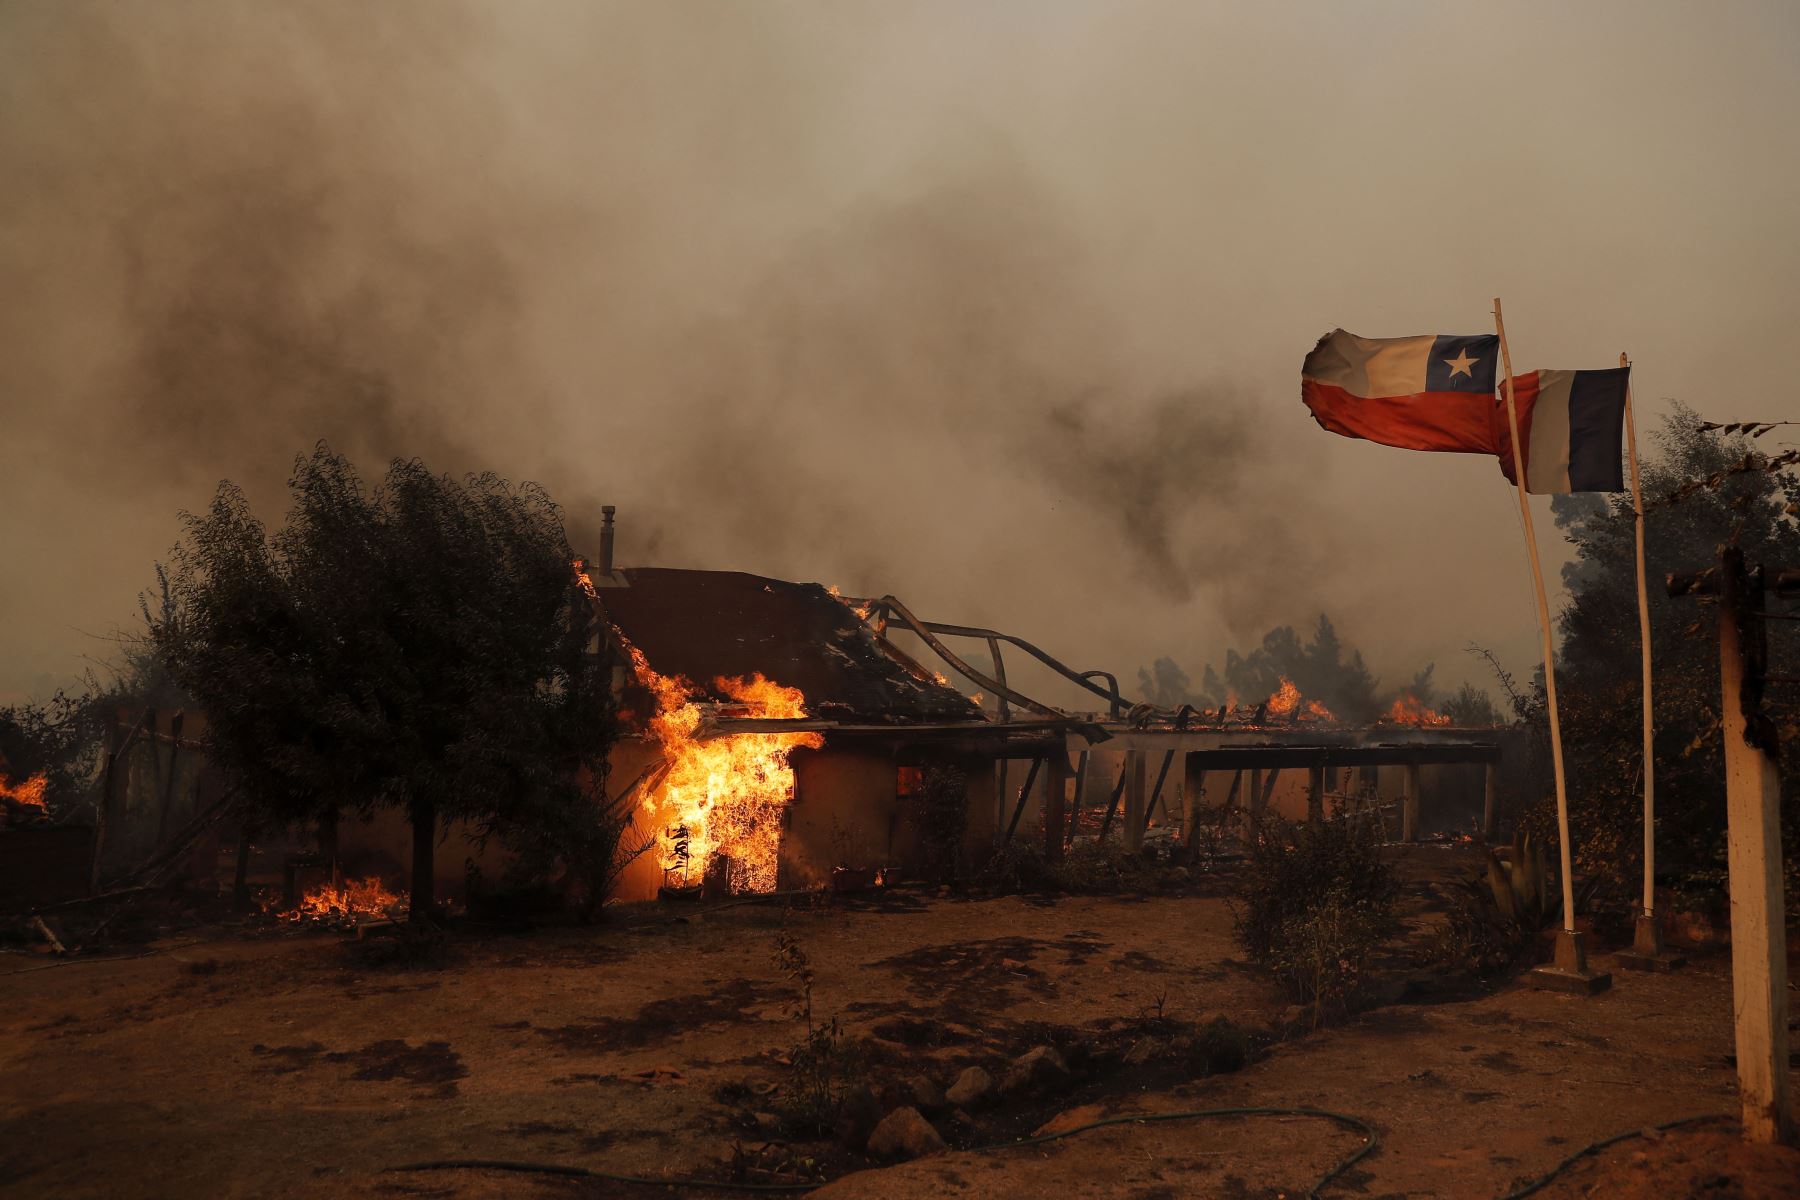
[155,445,620,920]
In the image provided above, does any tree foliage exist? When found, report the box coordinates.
[155,445,624,917]
[1138,614,1489,724]
[1527,403,1800,900]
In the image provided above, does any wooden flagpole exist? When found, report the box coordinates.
[1616,352,1682,971]
[1622,351,1655,918]
[1492,298,1581,940]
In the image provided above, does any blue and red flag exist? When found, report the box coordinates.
[1301,329,1629,494]
[1301,329,1501,454]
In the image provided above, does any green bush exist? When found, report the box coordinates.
[1233,816,1397,1022]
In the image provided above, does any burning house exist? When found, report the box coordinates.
[331,509,1089,903]
[261,508,1516,907]
[593,563,1025,901]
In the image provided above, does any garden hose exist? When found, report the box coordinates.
[1494,1113,1731,1199]
[387,1103,1380,1197]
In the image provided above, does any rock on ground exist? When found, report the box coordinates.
[902,1074,947,1114]
[945,1065,993,1109]
[1002,1045,1071,1095]
[866,1106,946,1160]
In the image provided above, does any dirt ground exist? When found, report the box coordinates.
[2,845,1796,1200]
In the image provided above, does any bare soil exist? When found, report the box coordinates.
[1,845,1795,1200]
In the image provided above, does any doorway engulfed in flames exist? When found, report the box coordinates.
[625,643,821,895]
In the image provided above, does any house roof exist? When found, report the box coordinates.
[597,568,985,725]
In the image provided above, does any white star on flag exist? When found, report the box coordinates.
[1443,347,1478,378]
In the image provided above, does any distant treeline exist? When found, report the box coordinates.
[1137,614,1501,726]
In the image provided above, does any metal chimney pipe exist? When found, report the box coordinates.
[599,506,616,577]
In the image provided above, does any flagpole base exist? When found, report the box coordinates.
[1614,912,1686,972]
[1531,929,1613,995]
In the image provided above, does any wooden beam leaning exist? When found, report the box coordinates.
[1001,756,1045,847]
[1097,753,1132,842]
[1141,750,1176,836]
[1066,750,1090,848]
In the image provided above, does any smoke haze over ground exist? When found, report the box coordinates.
[4,1,1799,707]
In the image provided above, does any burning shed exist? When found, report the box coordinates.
[593,565,1017,901]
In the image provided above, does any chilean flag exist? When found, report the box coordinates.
[1301,329,1501,455]
[1497,367,1630,493]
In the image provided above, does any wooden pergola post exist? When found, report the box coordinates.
[1123,751,1147,851]
[1181,753,1206,852]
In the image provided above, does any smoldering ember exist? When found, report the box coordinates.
[3,7,1799,1200]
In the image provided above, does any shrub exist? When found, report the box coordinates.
[1434,831,1584,979]
[978,839,1054,893]
[770,931,863,1135]
[1233,816,1398,1022]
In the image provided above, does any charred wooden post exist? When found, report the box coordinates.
[1123,751,1147,851]
[1247,768,1262,838]
[1043,752,1068,863]
[1307,764,1325,825]
[1402,762,1422,842]
[1712,549,1793,1143]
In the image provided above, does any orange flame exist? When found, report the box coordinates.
[0,772,48,813]
[286,876,404,921]
[1261,678,1333,723]
[1383,692,1451,727]
[573,559,598,600]
[627,644,822,894]
[1264,678,1301,717]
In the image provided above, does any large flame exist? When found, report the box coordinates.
[285,876,404,922]
[627,645,822,894]
[1265,677,1301,717]
[0,772,48,813]
[1383,692,1451,727]
[1262,678,1334,723]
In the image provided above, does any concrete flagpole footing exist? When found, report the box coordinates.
[1530,929,1613,995]
[1614,912,1687,972]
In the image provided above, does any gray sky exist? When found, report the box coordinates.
[3,1,1799,708]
